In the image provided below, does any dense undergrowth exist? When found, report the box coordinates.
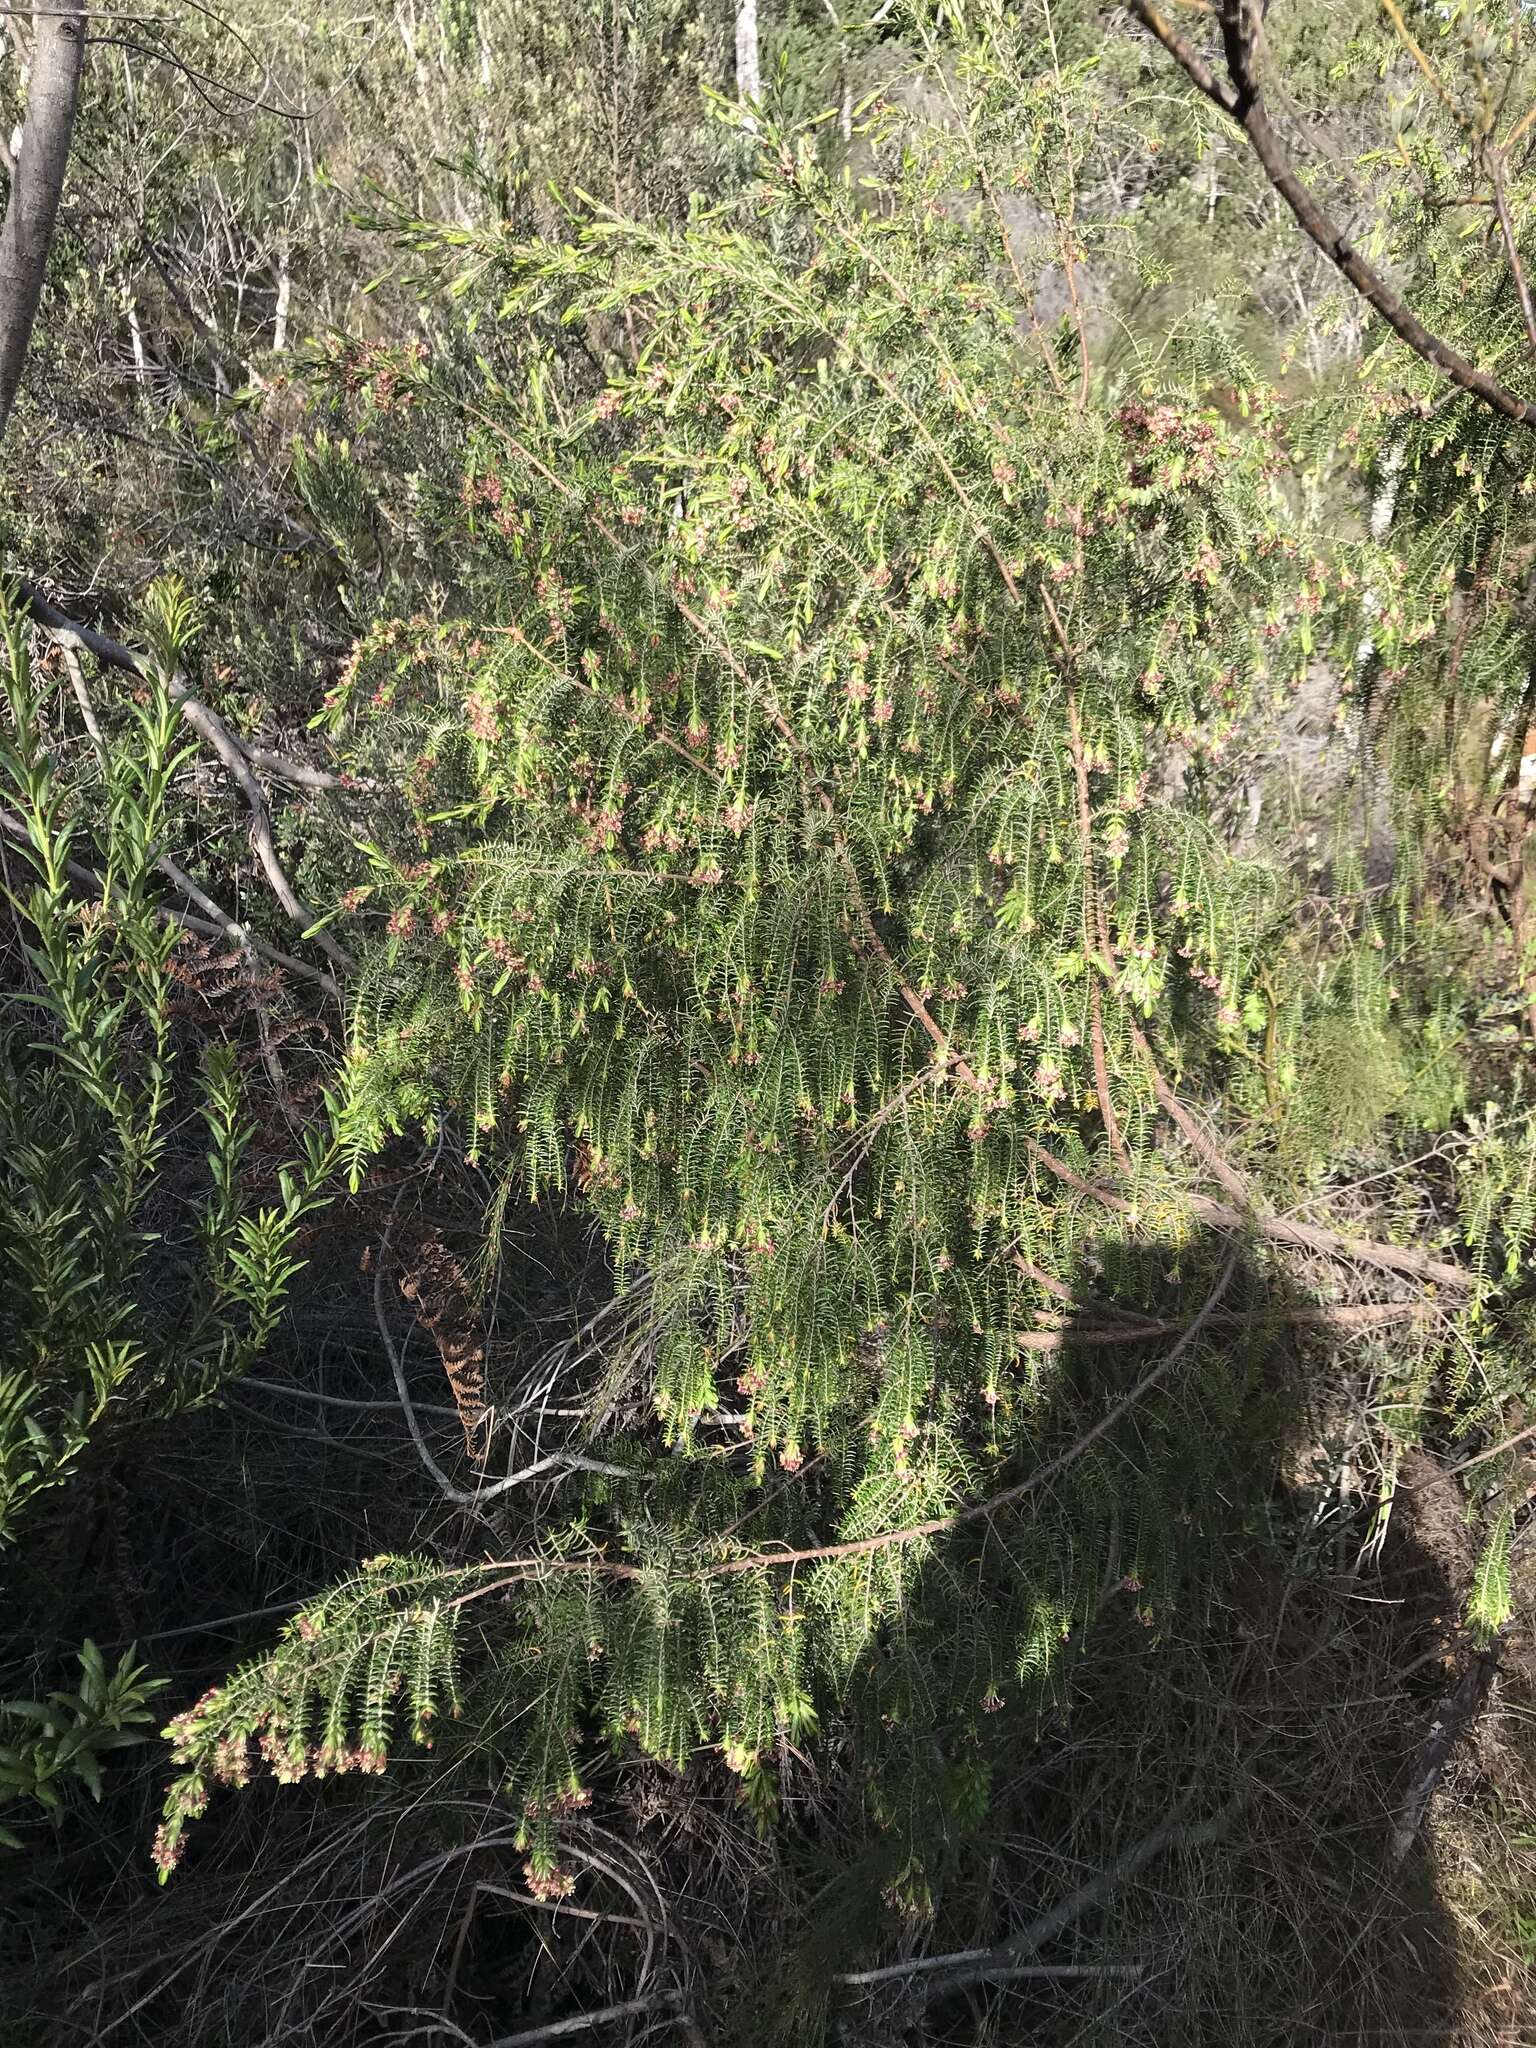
[1,3,1535,2044]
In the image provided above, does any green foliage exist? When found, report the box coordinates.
[0,589,336,1542]
[159,41,1361,1872]
[0,0,1521,1978]
[1468,1502,1515,1641]
[0,1642,165,1847]
[155,1555,462,1878]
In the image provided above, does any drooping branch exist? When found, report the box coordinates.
[1123,0,1535,427]
[0,2,85,439]
[459,1260,1242,1599]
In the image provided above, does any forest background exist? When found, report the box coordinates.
[3,2,1536,2044]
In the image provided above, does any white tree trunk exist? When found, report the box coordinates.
[273,235,292,354]
[735,0,761,127]
[122,275,147,385]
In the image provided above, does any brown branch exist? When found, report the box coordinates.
[1440,1415,1536,1479]
[1124,0,1535,426]
[1127,1016,1252,1204]
[1010,1247,1149,1318]
[1182,1190,1470,1290]
[1064,683,1132,1172]
[14,579,352,791]
[1015,1299,1424,1351]
[1489,147,1536,357]
[921,1789,1246,1994]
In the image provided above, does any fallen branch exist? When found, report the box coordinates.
[1390,1643,1502,1864]
[1183,1192,1471,1292]
[13,578,350,792]
[10,577,354,975]
[839,1956,1143,1989]
[1015,1299,1425,1352]
[841,1790,1243,1996]
[0,799,341,996]
[483,1992,684,2048]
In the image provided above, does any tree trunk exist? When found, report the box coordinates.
[735,0,761,126]
[0,2,85,440]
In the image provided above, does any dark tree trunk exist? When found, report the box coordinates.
[0,4,86,440]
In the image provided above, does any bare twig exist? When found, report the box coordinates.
[469,1881,647,1931]
[1440,1415,1536,1478]
[10,577,355,974]
[839,1956,1143,1988]
[483,1993,684,2048]
[374,1200,632,1507]
[1014,1299,1424,1351]
[12,578,352,791]
[920,1790,1246,1994]
[1064,683,1131,1171]
[1181,1190,1471,1291]
[239,1376,466,1423]
[1489,146,1536,356]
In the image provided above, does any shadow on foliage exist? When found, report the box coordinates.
[0,1219,1516,2048]
[775,1229,1487,2048]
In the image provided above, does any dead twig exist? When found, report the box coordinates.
[482,1991,684,2047]
[0,798,340,994]
[841,1788,1244,1995]
[1014,1300,1425,1351]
